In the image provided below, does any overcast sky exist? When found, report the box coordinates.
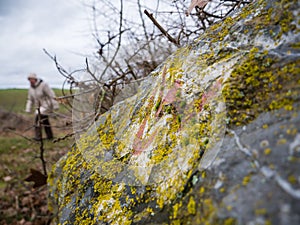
[0,0,182,89]
[0,0,93,89]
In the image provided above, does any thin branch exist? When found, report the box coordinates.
[144,9,180,47]
[4,128,35,142]
[85,58,102,84]
[99,0,125,79]
[36,107,47,177]
[43,48,77,84]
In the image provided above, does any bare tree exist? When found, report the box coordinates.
[72,0,252,85]
[45,0,251,137]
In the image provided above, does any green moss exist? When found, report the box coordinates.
[223,51,300,126]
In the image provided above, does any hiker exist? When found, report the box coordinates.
[25,73,59,140]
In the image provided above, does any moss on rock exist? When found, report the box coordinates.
[48,0,300,224]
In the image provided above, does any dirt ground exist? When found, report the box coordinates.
[0,109,32,137]
[0,109,73,225]
[0,109,72,138]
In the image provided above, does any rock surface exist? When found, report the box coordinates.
[48,0,300,224]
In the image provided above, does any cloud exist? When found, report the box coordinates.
[0,0,92,88]
[0,0,174,89]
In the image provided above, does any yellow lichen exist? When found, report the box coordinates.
[255,208,267,216]
[264,148,272,155]
[224,218,237,225]
[48,0,300,224]
[288,175,297,184]
[172,202,182,219]
[277,138,287,145]
[187,196,196,215]
[242,175,251,186]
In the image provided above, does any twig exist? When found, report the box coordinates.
[99,0,126,79]
[37,107,47,177]
[43,49,77,83]
[53,132,74,143]
[144,9,180,47]
[4,128,35,142]
[137,0,156,64]
[85,58,102,84]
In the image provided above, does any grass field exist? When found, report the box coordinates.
[0,88,74,224]
[0,89,28,113]
[0,88,70,114]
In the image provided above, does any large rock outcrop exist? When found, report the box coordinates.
[48,0,300,224]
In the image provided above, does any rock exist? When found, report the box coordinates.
[48,0,300,224]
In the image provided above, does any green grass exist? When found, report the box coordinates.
[0,88,71,114]
[0,89,28,113]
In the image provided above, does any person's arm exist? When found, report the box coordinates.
[25,90,33,113]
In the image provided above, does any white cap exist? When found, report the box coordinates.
[28,73,38,80]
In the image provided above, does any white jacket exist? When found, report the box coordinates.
[25,79,59,115]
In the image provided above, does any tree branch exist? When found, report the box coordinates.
[144,9,180,47]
